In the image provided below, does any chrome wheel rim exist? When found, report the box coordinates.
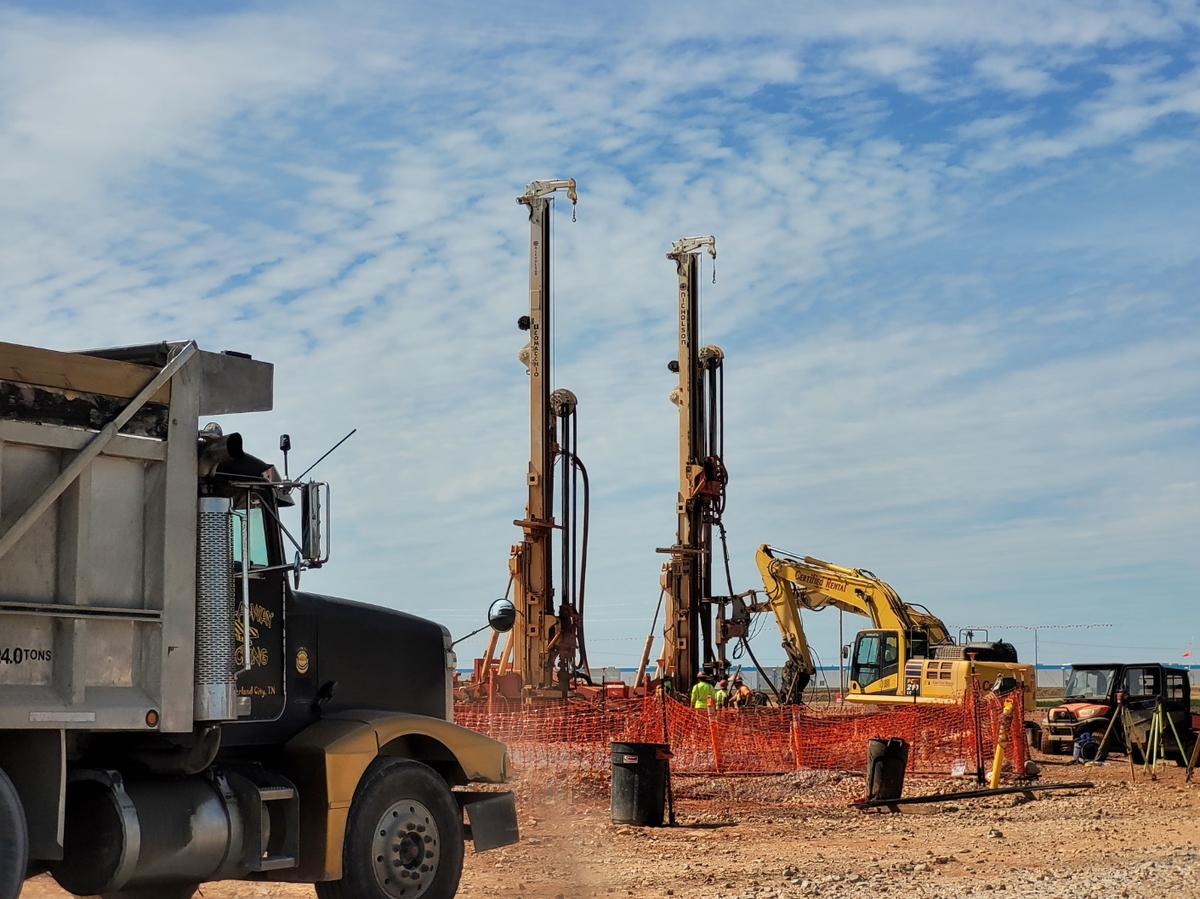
[370,799,440,899]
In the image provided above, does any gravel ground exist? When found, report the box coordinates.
[20,753,1200,899]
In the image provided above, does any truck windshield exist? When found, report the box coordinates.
[1064,668,1117,700]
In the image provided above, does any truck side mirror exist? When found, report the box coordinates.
[842,645,850,660]
[488,598,517,633]
[301,482,329,564]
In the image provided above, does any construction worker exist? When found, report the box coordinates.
[730,675,752,709]
[715,679,728,709]
[690,671,715,709]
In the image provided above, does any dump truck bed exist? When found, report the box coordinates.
[0,341,270,732]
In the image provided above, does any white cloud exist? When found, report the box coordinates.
[974,54,1061,96]
[0,0,1197,669]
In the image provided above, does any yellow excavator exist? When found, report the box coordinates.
[752,545,1034,711]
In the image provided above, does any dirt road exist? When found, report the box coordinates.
[21,755,1200,899]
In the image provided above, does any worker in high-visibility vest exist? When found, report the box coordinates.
[690,671,715,709]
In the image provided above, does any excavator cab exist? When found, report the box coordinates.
[850,630,902,694]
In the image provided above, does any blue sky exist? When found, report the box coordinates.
[1,0,1197,669]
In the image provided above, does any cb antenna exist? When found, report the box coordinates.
[296,428,357,481]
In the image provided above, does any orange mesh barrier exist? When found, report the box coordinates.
[456,686,1027,803]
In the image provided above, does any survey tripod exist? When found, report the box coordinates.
[1095,691,1190,780]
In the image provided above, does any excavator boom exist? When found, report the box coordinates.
[756,545,950,642]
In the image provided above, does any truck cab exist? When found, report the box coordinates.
[0,340,517,899]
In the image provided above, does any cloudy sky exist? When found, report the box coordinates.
[2,0,1197,671]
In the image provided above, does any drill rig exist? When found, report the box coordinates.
[657,236,742,696]
[504,179,591,698]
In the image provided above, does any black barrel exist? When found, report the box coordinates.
[611,741,669,826]
[866,737,909,801]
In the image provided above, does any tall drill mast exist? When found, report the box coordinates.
[511,179,578,696]
[659,235,724,695]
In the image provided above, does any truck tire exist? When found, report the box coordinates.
[0,766,29,899]
[316,759,464,899]
[1039,729,1059,755]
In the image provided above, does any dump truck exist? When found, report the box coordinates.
[0,340,517,899]
[1039,662,1194,761]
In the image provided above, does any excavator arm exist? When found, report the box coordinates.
[755,544,949,638]
[752,545,952,701]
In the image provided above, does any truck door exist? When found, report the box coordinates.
[1123,667,1161,713]
[230,493,286,721]
[1164,669,1192,746]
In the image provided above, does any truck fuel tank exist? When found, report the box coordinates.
[50,768,298,894]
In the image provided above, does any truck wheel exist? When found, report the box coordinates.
[317,759,464,899]
[1039,730,1059,755]
[0,766,29,899]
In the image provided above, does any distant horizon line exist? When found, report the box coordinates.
[457,661,1199,674]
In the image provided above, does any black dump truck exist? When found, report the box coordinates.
[1040,662,1195,763]
[0,340,517,899]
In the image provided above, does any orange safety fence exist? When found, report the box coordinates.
[456,687,1027,802]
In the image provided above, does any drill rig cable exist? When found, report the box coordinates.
[807,645,829,705]
[566,414,579,677]
[556,406,593,685]
[717,515,784,701]
[716,518,736,600]
[559,408,571,616]
[573,451,592,678]
[564,417,592,676]
[705,360,715,472]
[718,365,725,496]
[737,634,783,704]
[554,433,593,683]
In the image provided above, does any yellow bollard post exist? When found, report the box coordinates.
[989,700,1013,790]
[791,710,804,771]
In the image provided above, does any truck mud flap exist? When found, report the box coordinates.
[455,791,519,852]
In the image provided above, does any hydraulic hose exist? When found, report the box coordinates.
[572,452,592,676]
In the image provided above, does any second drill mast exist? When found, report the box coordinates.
[659,235,729,696]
